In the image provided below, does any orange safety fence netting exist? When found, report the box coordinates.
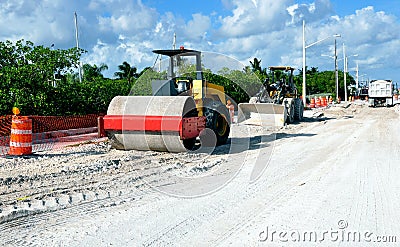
[0,114,103,156]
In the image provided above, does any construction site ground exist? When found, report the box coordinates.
[1,102,399,246]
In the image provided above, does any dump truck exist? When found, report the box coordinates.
[98,47,230,152]
[368,79,394,107]
[237,66,303,126]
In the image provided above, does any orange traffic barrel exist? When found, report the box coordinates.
[321,97,327,107]
[315,97,321,108]
[310,98,315,108]
[329,96,333,105]
[9,116,32,156]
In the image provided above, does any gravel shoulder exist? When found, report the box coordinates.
[1,102,399,246]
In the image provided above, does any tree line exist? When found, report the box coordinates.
[0,40,144,116]
[0,40,354,116]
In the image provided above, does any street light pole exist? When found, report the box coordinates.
[343,43,347,102]
[74,12,82,83]
[302,20,306,106]
[356,61,359,89]
[335,37,339,101]
[302,20,340,106]
[343,47,358,102]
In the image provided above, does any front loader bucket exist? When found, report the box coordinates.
[237,103,287,127]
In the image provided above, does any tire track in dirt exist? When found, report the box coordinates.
[0,146,227,245]
[339,107,400,244]
[0,146,185,212]
[207,117,371,246]
[142,114,363,246]
[0,186,158,246]
[185,105,386,246]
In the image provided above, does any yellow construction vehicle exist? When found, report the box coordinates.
[238,66,304,126]
[99,47,230,152]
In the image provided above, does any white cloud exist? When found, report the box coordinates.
[340,6,398,44]
[212,2,400,82]
[97,0,158,35]
[287,0,333,25]
[217,0,292,37]
[184,14,211,40]
[154,22,163,33]
[0,0,76,45]
[303,6,400,80]
[83,39,155,77]
[0,0,399,81]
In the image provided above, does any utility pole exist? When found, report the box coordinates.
[74,12,82,83]
[172,32,177,71]
[158,55,162,72]
[356,62,359,89]
[302,20,306,106]
[334,38,339,101]
[173,32,176,50]
[343,43,347,102]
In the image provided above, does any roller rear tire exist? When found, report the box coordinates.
[204,103,230,146]
[294,98,304,121]
[285,99,295,124]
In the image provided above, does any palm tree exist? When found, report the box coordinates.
[82,63,108,81]
[250,58,262,73]
[250,58,268,81]
[250,58,267,76]
[114,61,138,84]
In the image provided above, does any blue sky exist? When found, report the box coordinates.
[143,0,231,17]
[330,0,400,16]
[0,0,399,83]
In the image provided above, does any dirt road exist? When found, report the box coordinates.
[1,103,399,246]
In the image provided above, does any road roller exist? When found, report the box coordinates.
[98,47,231,152]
